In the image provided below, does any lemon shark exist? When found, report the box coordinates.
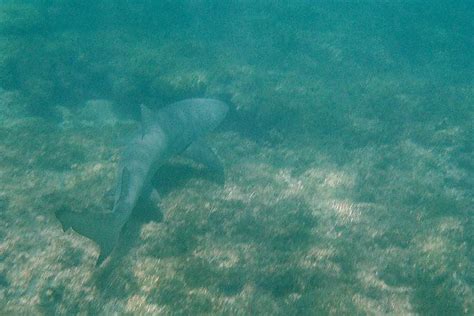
[56,98,228,265]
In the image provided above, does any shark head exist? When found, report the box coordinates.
[155,99,228,139]
[190,98,228,128]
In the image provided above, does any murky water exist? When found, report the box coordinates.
[0,2,472,314]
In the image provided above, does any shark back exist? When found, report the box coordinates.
[154,99,228,152]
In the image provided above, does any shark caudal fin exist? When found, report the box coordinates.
[55,167,132,266]
[55,209,122,266]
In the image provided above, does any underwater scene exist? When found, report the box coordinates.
[0,1,472,315]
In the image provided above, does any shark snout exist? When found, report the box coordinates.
[188,98,228,129]
[210,99,229,122]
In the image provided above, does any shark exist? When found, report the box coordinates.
[56,98,228,265]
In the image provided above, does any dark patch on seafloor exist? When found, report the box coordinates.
[93,162,222,294]
[152,161,225,196]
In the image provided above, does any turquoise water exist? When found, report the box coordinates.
[0,1,472,314]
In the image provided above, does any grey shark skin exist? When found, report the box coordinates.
[56,98,228,265]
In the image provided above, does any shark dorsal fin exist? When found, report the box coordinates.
[140,104,155,137]
[117,167,130,206]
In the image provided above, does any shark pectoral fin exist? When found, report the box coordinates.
[149,188,161,206]
[184,139,225,181]
[140,104,156,137]
[55,209,122,266]
[146,188,163,222]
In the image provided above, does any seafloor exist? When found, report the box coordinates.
[0,89,472,314]
[0,2,473,315]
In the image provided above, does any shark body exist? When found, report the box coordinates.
[56,98,228,265]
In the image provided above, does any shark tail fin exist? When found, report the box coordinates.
[55,209,122,266]
[56,207,72,232]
